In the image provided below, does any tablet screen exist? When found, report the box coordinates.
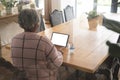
[51,32,69,47]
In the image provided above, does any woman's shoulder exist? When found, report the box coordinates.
[13,32,25,39]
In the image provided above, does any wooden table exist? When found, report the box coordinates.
[38,17,119,73]
[0,14,18,20]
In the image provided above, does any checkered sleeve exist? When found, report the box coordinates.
[43,37,63,68]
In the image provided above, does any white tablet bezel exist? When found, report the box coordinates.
[51,32,69,47]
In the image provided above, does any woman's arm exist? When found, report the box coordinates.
[43,37,63,69]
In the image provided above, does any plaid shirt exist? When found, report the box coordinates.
[11,32,63,80]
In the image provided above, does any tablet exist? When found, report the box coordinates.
[51,32,69,47]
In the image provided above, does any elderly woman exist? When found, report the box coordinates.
[11,9,63,80]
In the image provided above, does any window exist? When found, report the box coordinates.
[97,0,111,13]
[76,0,94,16]
[76,0,120,15]
[35,0,44,15]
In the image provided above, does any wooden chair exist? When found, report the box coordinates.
[50,9,64,27]
[64,5,74,22]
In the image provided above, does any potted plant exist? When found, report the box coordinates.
[1,0,17,14]
[86,10,99,31]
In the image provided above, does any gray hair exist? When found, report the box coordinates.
[18,9,39,31]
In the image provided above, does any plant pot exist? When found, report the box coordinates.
[88,16,99,31]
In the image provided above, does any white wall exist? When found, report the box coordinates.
[51,0,61,11]
[61,0,76,10]
[77,0,94,16]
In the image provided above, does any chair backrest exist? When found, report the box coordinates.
[64,5,74,22]
[36,15,45,32]
[50,9,64,27]
[102,16,120,34]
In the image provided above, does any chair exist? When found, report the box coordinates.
[50,9,64,27]
[36,14,45,32]
[102,16,120,33]
[102,16,120,43]
[64,5,74,22]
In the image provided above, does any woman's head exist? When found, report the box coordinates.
[18,9,40,32]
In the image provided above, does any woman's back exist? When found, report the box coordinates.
[11,32,63,80]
